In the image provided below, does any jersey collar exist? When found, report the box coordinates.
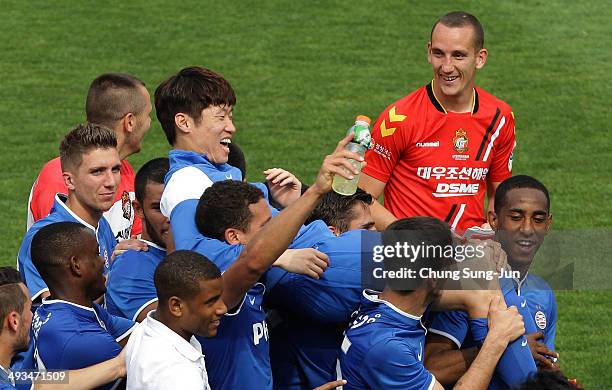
[145,311,204,362]
[362,289,423,321]
[140,240,166,252]
[426,80,479,115]
[53,194,98,232]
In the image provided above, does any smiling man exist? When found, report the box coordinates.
[154,66,241,229]
[360,11,516,234]
[18,124,120,302]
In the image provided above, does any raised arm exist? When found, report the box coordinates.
[221,135,362,309]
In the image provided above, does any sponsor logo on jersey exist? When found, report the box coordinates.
[453,129,469,153]
[433,183,479,198]
[417,167,488,181]
[535,310,547,330]
[373,143,392,160]
[416,141,439,148]
[121,191,131,220]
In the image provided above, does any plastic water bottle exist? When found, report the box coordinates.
[332,115,373,195]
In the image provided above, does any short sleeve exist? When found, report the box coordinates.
[17,233,48,301]
[94,304,136,342]
[428,310,469,348]
[106,252,159,320]
[487,108,516,183]
[61,332,121,369]
[362,105,411,183]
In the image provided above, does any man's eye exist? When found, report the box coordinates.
[510,215,522,221]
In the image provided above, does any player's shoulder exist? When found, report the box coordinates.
[111,248,161,274]
[366,336,418,364]
[475,87,513,116]
[377,85,429,121]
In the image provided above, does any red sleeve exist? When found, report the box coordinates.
[29,159,67,222]
[487,108,516,183]
[363,105,410,183]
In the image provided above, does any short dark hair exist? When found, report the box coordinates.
[154,250,221,303]
[227,142,247,179]
[0,268,26,335]
[86,73,147,128]
[196,180,264,241]
[384,217,453,291]
[154,66,236,145]
[306,188,373,233]
[431,11,484,50]
[515,370,579,390]
[31,222,92,284]
[134,158,169,203]
[59,123,117,171]
[494,175,550,214]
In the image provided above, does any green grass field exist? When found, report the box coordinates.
[1,0,610,387]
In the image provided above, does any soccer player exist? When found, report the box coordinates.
[360,11,516,233]
[305,188,375,235]
[169,137,362,389]
[426,175,558,385]
[27,73,152,241]
[18,124,120,301]
[154,66,303,236]
[339,217,527,390]
[21,222,135,390]
[0,268,128,390]
[106,158,170,321]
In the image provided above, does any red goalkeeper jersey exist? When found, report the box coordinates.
[363,82,516,233]
[26,157,142,240]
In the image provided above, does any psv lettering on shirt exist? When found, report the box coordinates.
[363,81,516,233]
[26,157,141,241]
[20,299,135,390]
[105,241,166,321]
[339,290,436,390]
[17,195,116,301]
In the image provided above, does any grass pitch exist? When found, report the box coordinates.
[1,0,610,387]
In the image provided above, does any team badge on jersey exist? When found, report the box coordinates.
[453,129,469,153]
[535,310,547,329]
[121,191,131,220]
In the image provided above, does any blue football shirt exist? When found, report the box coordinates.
[17,195,116,301]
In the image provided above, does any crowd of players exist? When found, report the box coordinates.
[0,10,584,390]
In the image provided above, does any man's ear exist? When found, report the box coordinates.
[69,255,83,277]
[6,311,20,333]
[545,214,553,234]
[63,171,76,190]
[123,112,136,134]
[168,296,183,318]
[133,199,144,219]
[487,210,498,231]
[475,48,488,70]
[174,113,192,135]
[328,226,339,236]
[426,42,433,65]
[224,228,242,245]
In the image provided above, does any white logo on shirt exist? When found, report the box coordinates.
[252,321,269,345]
[415,141,439,148]
[417,342,423,361]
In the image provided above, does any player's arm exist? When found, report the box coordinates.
[425,334,477,386]
[35,350,126,390]
[358,174,397,230]
[450,296,525,390]
[221,135,361,309]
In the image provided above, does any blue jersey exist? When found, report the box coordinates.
[105,241,166,320]
[160,150,242,221]
[20,299,135,390]
[0,368,16,390]
[340,290,436,390]
[17,195,116,300]
[430,274,556,351]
